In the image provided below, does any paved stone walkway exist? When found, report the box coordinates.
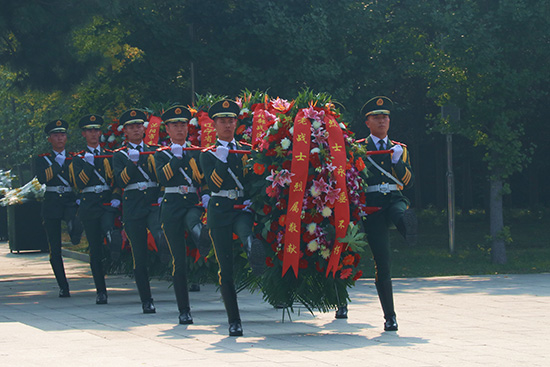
[1,242,549,366]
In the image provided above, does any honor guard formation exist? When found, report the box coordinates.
[34,97,416,336]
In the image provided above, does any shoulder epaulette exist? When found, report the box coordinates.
[38,153,51,157]
[391,140,407,148]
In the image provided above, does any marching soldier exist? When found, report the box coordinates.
[113,109,164,313]
[154,105,210,324]
[342,96,416,331]
[199,99,265,337]
[35,119,78,297]
[69,114,122,304]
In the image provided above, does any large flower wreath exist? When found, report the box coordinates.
[248,91,369,313]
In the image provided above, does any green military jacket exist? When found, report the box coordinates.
[155,143,207,219]
[70,147,121,220]
[199,141,251,228]
[113,143,160,221]
[34,151,77,219]
[359,135,414,208]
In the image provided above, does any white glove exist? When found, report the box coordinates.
[391,145,403,164]
[214,146,229,163]
[110,199,121,208]
[55,154,65,166]
[201,194,210,208]
[128,148,140,163]
[76,199,81,206]
[243,199,252,213]
[84,152,95,165]
[157,197,163,204]
[171,144,183,158]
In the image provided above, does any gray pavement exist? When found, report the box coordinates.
[1,241,549,366]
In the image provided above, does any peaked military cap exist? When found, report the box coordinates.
[79,114,104,129]
[360,96,393,118]
[208,99,240,119]
[162,105,191,124]
[119,109,147,126]
[44,119,68,135]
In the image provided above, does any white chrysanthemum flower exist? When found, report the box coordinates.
[190,117,198,126]
[307,240,319,252]
[321,206,332,218]
[289,126,294,135]
[310,147,320,154]
[108,135,116,143]
[117,125,124,132]
[272,122,279,130]
[280,137,291,150]
[321,248,331,259]
[307,223,317,234]
[312,120,322,129]
[239,107,250,116]
[339,122,346,129]
[143,121,149,128]
[100,135,106,142]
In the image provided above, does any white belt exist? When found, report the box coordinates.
[366,183,399,194]
[46,185,72,194]
[81,185,110,194]
[164,185,197,194]
[211,189,244,199]
[125,182,159,191]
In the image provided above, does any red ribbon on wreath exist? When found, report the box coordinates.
[144,115,162,145]
[282,109,311,278]
[251,105,270,148]
[197,111,217,147]
[324,114,350,277]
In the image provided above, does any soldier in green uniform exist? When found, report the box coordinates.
[35,119,78,297]
[113,109,163,313]
[340,96,416,330]
[69,114,123,304]
[199,99,265,337]
[154,105,210,324]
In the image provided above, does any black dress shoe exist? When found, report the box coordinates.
[335,305,348,319]
[142,299,156,314]
[96,291,108,304]
[384,316,398,331]
[59,288,70,298]
[189,283,201,292]
[179,310,194,324]
[229,320,243,336]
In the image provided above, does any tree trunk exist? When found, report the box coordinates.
[489,177,507,264]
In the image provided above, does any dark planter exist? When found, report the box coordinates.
[8,200,49,253]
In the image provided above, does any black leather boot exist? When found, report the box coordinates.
[220,282,242,336]
[134,269,154,313]
[376,280,398,331]
[50,257,70,297]
[244,235,266,276]
[397,209,417,246]
[106,229,122,261]
[173,272,192,323]
[189,223,211,258]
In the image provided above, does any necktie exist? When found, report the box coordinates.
[93,149,99,155]
[135,145,142,152]
[379,140,386,151]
